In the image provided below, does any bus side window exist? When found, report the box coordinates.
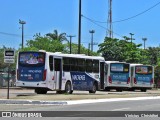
[77,59,85,72]
[93,60,99,73]
[86,59,93,72]
[63,57,70,71]
[70,58,78,71]
[49,56,53,71]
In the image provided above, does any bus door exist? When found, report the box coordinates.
[100,62,104,89]
[54,57,62,90]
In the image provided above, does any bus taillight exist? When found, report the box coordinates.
[43,69,47,81]
[17,69,19,80]
[127,77,130,84]
[108,76,112,83]
[134,78,137,84]
[150,78,153,84]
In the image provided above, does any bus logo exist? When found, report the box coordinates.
[72,75,85,81]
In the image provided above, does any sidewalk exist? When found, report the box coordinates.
[0,88,160,104]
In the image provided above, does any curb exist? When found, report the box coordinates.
[0,100,67,105]
[1,96,160,105]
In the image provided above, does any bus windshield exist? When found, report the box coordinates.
[110,63,129,73]
[135,66,152,74]
[19,52,45,66]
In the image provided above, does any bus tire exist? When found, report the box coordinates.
[56,91,64,94]
[116,88,122,92]
[105,87,110,91]
[141,89,147,92]
[35,88,47,94]
[65,81,72,94]
[89,82,97,93]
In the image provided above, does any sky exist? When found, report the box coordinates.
[0,0,160,51]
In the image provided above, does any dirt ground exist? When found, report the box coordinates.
[0,87,160,101]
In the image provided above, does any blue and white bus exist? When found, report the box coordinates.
[16,51,105,94]
[130,64,154,92]
[104,61,131,91]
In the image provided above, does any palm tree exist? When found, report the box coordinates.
[46,30,67,42]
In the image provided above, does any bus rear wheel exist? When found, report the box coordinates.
[89,83,97,93]
[65,82,73,94]
[141,89,147,92]
[35,88,47,94]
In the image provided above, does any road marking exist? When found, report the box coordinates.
[111,107,130,111]
[67,96,160,105]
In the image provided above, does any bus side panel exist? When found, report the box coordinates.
[70,72,97,91]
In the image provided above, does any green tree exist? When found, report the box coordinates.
[63,43,99,56]
[25,33,65,52]
[98,37,120,61]
[98,37,142,63]
[146,47,160,65]
[46,29,67,42]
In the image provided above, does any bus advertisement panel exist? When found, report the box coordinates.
[110,63,130,85]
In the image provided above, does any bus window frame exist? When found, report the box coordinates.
[135,66,152,75]
[110,63,129,73]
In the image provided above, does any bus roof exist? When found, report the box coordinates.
[46,52,105,60]
[105,61,126,64]
[130,64,143,67]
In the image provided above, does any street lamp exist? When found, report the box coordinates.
[19,19,26,49]
[67,35,76,54]
[142,38,147,50]
[89,30,95,52]
[129,33,134,45]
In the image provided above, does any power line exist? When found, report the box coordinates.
[0,31,33,38]
[113,1,160,23]
[82,15,107,30]
[82,1,160,24]
[0,32,21,37]
[82,15,124,38]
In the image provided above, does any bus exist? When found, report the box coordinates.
[16,51,105,94]
[104,61,131,91]
[130,64,154,92]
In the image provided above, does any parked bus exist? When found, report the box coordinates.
[130,64,154,92]
[104,61,131,91]
[16,51,105,94]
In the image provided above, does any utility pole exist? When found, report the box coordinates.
[88,43,90,56]
[129,33,135,63]
[129,33,134,45]
[89,30,95,52]
[142,38,147,49]
[107,0,113,38]
[19,19,26,50]
[67,35,76,54]
[78,0,81,54]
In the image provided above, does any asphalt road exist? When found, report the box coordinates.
[1,99,160,120]
[1,98,160,111]
[1,88,160,120]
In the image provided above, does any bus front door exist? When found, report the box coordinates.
[54,58,62,90]
[100,62,104,90]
